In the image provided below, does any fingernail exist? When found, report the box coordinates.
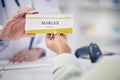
[54,31,57,35]
[32,10,39,14]
[50,34,53,39]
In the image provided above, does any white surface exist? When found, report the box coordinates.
[0,53,94,80]
[0,56,56,80]
[78,58,95,72]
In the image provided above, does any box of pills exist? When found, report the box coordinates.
[25,14,73,34]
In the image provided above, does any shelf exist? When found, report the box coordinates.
[79,5,120,11]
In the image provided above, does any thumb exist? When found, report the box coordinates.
[54,31,60,39]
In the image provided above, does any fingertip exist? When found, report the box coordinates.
[46,34,51,38]
[46,34,53,40]
[26,10,39,14]
[32,10,39,14]
[54,31,58,35]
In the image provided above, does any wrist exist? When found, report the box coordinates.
[58,52,71,55]
[57,48,71,55]
[34,48,46,57]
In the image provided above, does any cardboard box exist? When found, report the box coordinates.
[25,14,73,34]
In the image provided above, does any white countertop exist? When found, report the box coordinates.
[0,55,56,80]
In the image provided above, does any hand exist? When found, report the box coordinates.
[46,33,71,55]
[10,48,45,63]
[0,7,38,40]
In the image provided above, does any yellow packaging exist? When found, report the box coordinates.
[25,14,73,34]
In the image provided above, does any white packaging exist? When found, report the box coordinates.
[25,14,73,34]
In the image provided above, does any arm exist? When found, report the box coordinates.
[46,33,120,80]
[10,48,45,63]
[46,33,82,80]
[10,35,46,63]
[32,35,46,57]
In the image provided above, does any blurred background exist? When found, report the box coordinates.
[0,0,120,80]
[0,0,119,56]
[59,0,120,54]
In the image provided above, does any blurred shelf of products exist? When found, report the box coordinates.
[79,0,120,9]
[59,0,120,54]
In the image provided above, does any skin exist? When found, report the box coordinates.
[0,7,38,41]
[10,48,45,63]
[0,7,45,63]
[46,33,71,55]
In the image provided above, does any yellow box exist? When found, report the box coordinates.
[25,14,73,34]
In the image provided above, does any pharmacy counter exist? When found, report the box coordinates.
[0,54,94,80]
[0,56,55,80]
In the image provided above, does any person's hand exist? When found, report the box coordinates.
[46,33,71,55]
[10,48,45,63]
[0,7,38,41]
